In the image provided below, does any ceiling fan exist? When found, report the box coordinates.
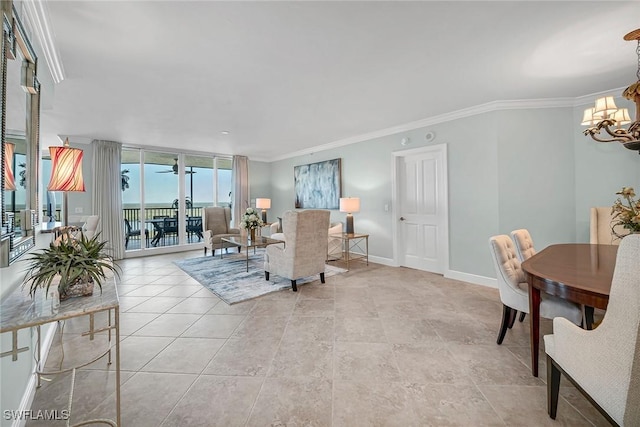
[156,158,196,174]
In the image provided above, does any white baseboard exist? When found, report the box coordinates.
[445,269,497,289]
[12,322,58,427]
[367,255,397,267]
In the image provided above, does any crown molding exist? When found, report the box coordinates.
[22,0,65,84]
[268,97,581,162]
[573,86,627,106]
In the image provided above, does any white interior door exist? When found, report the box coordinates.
[394,145,448,273]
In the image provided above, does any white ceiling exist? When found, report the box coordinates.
[32,1,640,161]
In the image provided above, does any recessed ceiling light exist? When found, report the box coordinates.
[221,131,230,135]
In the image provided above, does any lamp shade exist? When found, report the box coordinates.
[594,96,618,115]
[3,142,16,191]
[47,143,85,192]
[610,108,632,125]
[581,107,603,126]
[256,198,271,209]
[339,197,360,213]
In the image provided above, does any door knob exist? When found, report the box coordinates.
[399,217,405,221]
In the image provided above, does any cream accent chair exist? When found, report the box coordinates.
[202,207,241,256]
[264,210,330,292]
[81,215,100,239]
[544,234,640,425]
[590,206,624,245]
[488,235,582,345]
[270,219,342,260]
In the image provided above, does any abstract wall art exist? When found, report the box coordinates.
[294,158,341,209]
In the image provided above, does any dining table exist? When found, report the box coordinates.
[521,243,618,377]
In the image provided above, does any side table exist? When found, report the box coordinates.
[328,232,369,270]
[0,279,121,426]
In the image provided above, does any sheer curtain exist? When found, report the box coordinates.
[231,155,249,227]
[92,140,125,260]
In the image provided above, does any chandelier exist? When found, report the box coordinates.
[582,28,640,152]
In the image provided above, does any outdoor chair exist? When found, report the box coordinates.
[186,216,203,242]
[124,218,149,249]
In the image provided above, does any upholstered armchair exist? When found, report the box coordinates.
[270,220,342,259]
[81,215,100,239]
[264,210,330,291]
[544,234,640,425]
[202,207,241,256]
[488,235,581,344]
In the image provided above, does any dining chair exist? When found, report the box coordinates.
[544,234,640,426]
[510,229,536,262]
[488,235,582,344]
[162,217,179,244]
[186,216,203,242]
[124,218,149,249]
[590,207,624,245]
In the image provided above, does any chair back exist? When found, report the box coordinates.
[203,207,232,235]
[282,209,330,263]
[488,235,528,313]
[510,229,536,261]
[124,218,132,234]
[164,217,178,233]
[599,235,640,423]
[590,207,623,245]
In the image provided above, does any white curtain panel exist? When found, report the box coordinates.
[231,155,249,228]
[91,140,125,260]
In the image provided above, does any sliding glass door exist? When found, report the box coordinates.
[122,149,231,253]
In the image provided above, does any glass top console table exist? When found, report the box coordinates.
[0,279,121,426]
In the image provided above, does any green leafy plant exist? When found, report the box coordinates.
[23,229,120,299]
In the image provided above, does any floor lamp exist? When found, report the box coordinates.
[47,138,85,226]
[340,197,360,234]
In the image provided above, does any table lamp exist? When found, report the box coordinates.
[47,138,85,226]
[340,197,360,234]
[256,198,271,223]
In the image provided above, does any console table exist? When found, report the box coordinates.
[328,232,369,270]
[0,279,121,426]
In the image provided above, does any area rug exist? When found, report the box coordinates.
[173,250,347,304]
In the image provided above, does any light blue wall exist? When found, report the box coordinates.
[267,106,640,278]
[248,160,272,207]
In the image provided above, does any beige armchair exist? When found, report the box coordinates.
[202,207,241,256]
[264,210,330,292]
[270,219,342,259]
[544,234,640,425]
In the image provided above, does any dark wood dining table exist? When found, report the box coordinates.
[521,243,618,377]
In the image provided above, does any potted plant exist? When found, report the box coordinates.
[239,207,264,240]
[611,186,640,239]
[23,228,120,301]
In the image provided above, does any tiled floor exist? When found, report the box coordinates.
[28,250,610,426]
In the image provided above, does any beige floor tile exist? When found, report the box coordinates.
[231,315,289,340]
[203,337,280,377]
[281,316,334,343]
[116,336,174,371]
[161,375,263,427]
[157,285,202,297]
[293,298,335,316]
[118,312,160,336]
[141,337,225,373]
[118,295,150,312]
[246,377,333,427]
[207,299,255,314]
[181,314,245,338]
[392,342,474,384]
[334,342,401,382]
[268,339,333,379]
[126,296,185,313]
[479,384,595,426]
[166,296,220,314]
[335,316,386,343]
[382,317,441,344]
[132,313,202,337]
[123,284,174,297]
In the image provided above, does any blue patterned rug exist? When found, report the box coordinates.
[174,250,346,304]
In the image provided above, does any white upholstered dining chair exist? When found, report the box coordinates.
[510,229,536,262]
[488,235,582,344]
[590,206,624,245]
[544,234,640,426]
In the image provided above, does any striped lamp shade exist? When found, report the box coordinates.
[3,142,16,191]
[47,140,85,192]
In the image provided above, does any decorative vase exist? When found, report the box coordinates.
[59,279,94,301]
[250,228,256,241]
